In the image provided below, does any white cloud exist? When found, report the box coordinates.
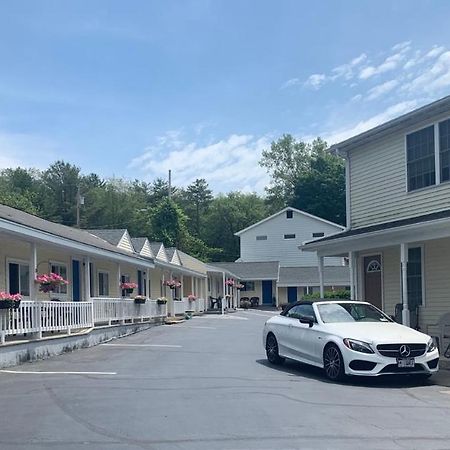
[129,132,271,194]
[304,73,327,89]
[359,49,408,80]
[366,79,399,101]
[323,100,418,144]
[0,130,57,170]
[281,78,301,89]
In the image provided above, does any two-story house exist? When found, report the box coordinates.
[213,207,350,306]
[302,95,450,337]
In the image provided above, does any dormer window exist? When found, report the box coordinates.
[286,210,293,219]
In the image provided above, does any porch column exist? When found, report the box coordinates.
[117,264,121,298]
[29,243,37,300]
[401,243,410,327]
[85,256,91,301]
[222,272,226,315]
[318,256,325,297]
[349,251,356,300]
[181,275,184,298]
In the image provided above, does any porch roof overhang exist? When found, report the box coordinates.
[154,259,207,278]
[300,209,450,257]
[0,217,155,269]
[205,264,239,279]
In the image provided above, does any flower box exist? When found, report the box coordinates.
[0,292,22,309]
[134,296,146,304]
[157,298,167,305]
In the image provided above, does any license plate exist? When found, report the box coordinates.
[397,358,415,368]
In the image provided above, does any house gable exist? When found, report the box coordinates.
[117,230,134,253]
[237,207,344,267]
[346,106,450,229]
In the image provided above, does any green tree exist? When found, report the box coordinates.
[291,145,346,225]
[181,178,213,237]
[203,192,268,261]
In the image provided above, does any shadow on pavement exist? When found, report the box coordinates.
[256,358,450,388]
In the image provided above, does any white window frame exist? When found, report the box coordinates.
[49,261,69,297]
[6,258,31,298]
[405,115,450,193]
[97,270,110,297]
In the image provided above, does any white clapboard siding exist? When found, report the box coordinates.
[117,230,134,252]
[350,112,450,229]
[239,209,343,267]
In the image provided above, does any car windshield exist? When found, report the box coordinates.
[317,302,391,323]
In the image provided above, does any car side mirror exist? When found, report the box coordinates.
[299,315,315,327]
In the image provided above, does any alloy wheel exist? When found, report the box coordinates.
[324,345,343,380]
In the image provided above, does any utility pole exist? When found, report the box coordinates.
[168,170,172,199]
[76,186,84,228]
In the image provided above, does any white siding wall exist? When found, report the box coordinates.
[140,240,153,258]
[362,238,450,331]
[239,210,343,267]
[349,112,450,229]
[117,231,134,252]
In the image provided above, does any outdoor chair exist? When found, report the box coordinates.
[427,312,450,356]
[250,296,260,307]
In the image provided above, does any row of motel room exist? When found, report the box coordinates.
[0,203,350,310]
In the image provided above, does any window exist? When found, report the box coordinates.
[312,232,324,238]
[439,118,450,182]
[286,210,293,219]
[284,234,296,239]
[8,261,30,296]
[286,304,316,320]
[406,125,436,191]
[241,281,255,292]
[50,263,68,294]
[98,271,109,296]
[407,247,423,308]
[256,235,267,241]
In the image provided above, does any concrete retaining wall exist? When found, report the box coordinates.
[0,319,164,369]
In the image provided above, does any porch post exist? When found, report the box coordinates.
[349,251,355,300]
[222,272,226,315]
[318,256,325,297]
[29,243,37,300]
[84,256,91,301]
[400,243,410,327]
[181,275,184,298]
[117,264,121,298]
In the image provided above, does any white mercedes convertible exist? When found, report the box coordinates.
[263,300,439,381]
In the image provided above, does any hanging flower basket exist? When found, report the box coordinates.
[235,283,245,290]
[188,294,197,302]
[0,292,22,309]
[134,295,147,304]
[163,279,181,290]
[35,273,69,293]
[121,282,138,294]
[157,298,167,305]
[225,279,235,286]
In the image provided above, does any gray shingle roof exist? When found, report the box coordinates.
[149,242,164,257]
[0,205,148,260]
[88,229,127,246]
[131,237,147,253]
[278,266,350,286]
[165,247,176,260]
[211,261,280,280]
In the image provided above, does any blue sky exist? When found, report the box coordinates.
[1,0,450,193]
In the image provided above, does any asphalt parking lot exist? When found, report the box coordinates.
[1,310,450,450]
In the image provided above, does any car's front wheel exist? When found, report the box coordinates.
[323,344,346,381]
[266,333,285,365]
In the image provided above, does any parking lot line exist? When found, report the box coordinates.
[0,370,117,375]
[102,343,182,348]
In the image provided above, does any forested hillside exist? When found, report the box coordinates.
[0,135,345,262]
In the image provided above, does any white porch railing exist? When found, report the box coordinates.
[0,301,93,344]
[173,300,186,316]
[0,298,169,344]
[91,298,167,325]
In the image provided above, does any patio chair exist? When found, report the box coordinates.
[427,312,450,355]
[250,296,259,307]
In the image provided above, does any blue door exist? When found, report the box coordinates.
[262,280,273,305]
[287,286,297,303]
[72,260,81,301]
[137,270,143,295]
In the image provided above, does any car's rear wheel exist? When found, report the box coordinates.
[266,333,285,365]
[323,344,346,381]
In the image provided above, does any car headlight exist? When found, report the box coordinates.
[427,337,438,353]
[343,338,374,354]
